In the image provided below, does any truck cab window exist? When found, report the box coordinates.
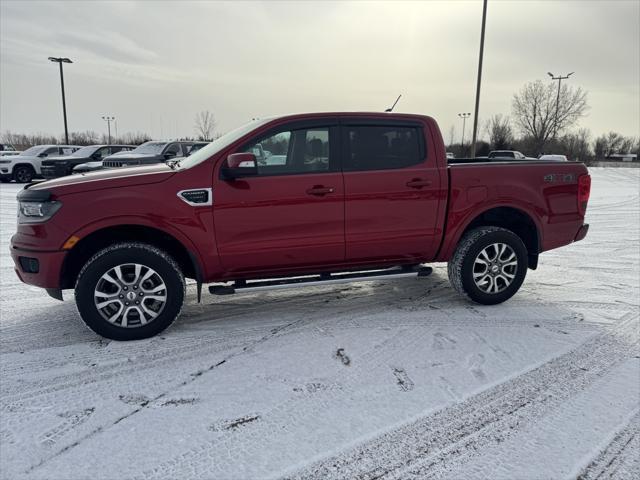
[243,128,330,175]
[344,126,422,171]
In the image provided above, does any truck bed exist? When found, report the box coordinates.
[435,159,589,261]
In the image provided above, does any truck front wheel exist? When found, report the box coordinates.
[75,243,185,340]
[447,226,528,305]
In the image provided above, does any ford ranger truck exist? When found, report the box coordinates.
[10,113,591,341]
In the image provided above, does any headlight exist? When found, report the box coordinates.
[17,201,62,224]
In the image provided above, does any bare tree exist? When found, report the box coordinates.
[594,132,638,159]
[559,128,592,162]
[512,80,588,154]
[69,130,100,146]
[485,114,513,150]
[194,111,216,141]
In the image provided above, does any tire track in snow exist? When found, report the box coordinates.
[1,299,597,409]
[134,323,440,479]
[282,313,638,480]
[21,287,417,475]
[577,412,640,480]
[23,313,307,475]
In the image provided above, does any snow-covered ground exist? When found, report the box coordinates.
[0,168,638,480]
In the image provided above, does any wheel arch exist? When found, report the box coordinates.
[443,205,541,269]
[12,163,36,176]
[60,224,202,290]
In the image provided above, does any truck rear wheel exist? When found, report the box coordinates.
[447,226,527,305]
[75,243,185,340]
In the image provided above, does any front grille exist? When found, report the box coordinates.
[103,160,127,168]
[41,166,56,178]
[41,165,68,178]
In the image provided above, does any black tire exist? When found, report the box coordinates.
[75,243,185,340]
[13,165,35,183]
[447,226,528,305]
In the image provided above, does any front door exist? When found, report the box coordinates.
[213,122,344,275]
[341,121,443,263]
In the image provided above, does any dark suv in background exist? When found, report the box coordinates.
[41,145,134,179]
[101,141,208,168]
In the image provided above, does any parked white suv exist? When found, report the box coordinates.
[0,145,80,183]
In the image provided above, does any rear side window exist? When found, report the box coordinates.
[344,126,423,171]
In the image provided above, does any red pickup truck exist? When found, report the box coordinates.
[11,113,591,340]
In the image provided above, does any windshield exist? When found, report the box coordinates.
[69,146,100,157]
[20,146,48,156]
[177,119,270,170]
[132,142,166,154]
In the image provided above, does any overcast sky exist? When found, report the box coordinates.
[1,0,638,142]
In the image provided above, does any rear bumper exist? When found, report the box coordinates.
[10,246,67,289]
[574,223,589,242]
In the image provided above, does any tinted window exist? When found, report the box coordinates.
[243,128,330,176]
[186,143,206,155]
[344,126,422,171]
[93,147,110,158]
[164,143,182,156]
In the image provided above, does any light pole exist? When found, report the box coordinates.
[470,0,488,158]
[48,57,72,144]
[102,116,115,144]
[458,112,471,150]
[548,71,574,138]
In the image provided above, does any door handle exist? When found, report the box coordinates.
[406,178,432,188]
[306,186,335,196]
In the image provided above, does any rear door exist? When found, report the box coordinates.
[341,119,442,263]
[213,119,344,274]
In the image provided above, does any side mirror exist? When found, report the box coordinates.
[222,153,258,179]
[38,153,48,158]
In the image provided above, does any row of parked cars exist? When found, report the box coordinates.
[0,141,209,183]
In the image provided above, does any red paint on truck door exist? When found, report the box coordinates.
[213,123,345,273]
[341,122,443,262]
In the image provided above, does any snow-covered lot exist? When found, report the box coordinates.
[0,168,638,480]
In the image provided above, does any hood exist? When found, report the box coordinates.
[104,152,159,160]
[44,155,81,162]
[75,160,102,168]
[28,163,176,196]
[6,155,39,163]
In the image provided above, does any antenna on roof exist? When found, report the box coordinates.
[385,94,402,112]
